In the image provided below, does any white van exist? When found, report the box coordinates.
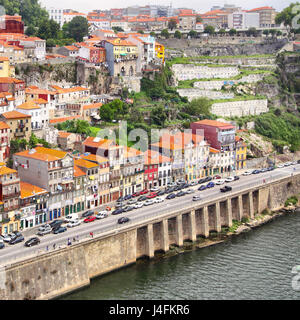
[65,213,79,222]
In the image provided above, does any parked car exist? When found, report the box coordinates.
[65,213,78,222]
[144,199,155,206]
[9,235,24,245]
[38,224,51,232]
[84,216,96,223]
[267,167,275,171]
[138,196,148,202]
[192,195,201,201]
[123,206,134,212]
[233,176,240,181]
[128,198,138,205]
[82,210,94,218]
[167,182,176,187]
[67,219,81,228]
[176,179,185,185]
[176,191,186,197]
[186,188,195,194]
[0,240,4,249]
[2,233,15,242]
[150,186,160,193]
[124,194,132,200]
[37,225,52,236]
[277,164,285,168]
[155,196,164,203]
[252,170,261,174]
[25,237,40,247]
[213,175,222,180]
[198,185,207,191]
[139,189,149,195]
[198,178,206,184]
[118,217,130,224]
[207,182,215,188]
[134,202,144,209]
[156,190,165,196]
[49,219,64,229]
[216,179,225,185]
[243,170,253,176]
[147,192,157,199]
[225,176,235,182]
[220,186,232,193]
[115,202,124,208]
[117,196,125,202]
[166,193,176,200]
[205,176,213,182]
[132,192,140,197]
[190,181,198,186]
[112,208,124,215]
[96,211,108,219]
[53,226,67,234]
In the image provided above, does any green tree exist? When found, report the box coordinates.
[275,2,300,32]
[174,30,182,39]
[185,98,212,116]
[150,31,155,37]
[74,120,91,135]
[137,30,144,34]
[112,26,124,33]
[218,28,226,36]
[168,18,177,30]
[25,25,36,36]
[151,106,167,126]
[196,16,203,23]
[161,29,170,39]
[46,38,56,47]
[204,25,215,35]
[29,133,38,149]
[66,16,89,42]
[263,29,270,36]
[246,27,258,37]
[188,30,197,38]
[229,28,237,36]
[100,104,114,122]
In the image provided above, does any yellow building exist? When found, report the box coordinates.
[235,136,247,171]
[155,42,165,64]
[0,57,14,77]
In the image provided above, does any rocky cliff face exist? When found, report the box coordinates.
[162,39,288,58]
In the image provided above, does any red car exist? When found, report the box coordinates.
[213,175,222,180]
[147,192,157,199]
[139,189,149,195]
[84,216,96,223]
[132,192,140,197]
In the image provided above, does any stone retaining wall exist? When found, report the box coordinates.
[211,99,268,117]
[177,88,234,101]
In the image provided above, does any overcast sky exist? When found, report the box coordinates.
[40,0,292,13]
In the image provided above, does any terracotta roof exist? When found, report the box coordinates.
[75,158,99,169]
[192,119,235,129]
[80,153,108,164]
[50,115,82,124]
[82,102,102,110]
[105,38,136,47]
[25,87,57,95]
[125,147,142,159]
[83,136,115,149]
[0,121,9,130]
[58,131,72,138]
[144,149,171,165]
[0,166,17,176]
[20,181,47,199]
[0,57,9,61]
[0,77,24,84]
[64,45,79,51]
[74,165,86,177]
[17,101,40,110]
[247,6,274,12]
[209,147,220,154]
[15,147,68,162]
[50,85,89,94]
[1,111,31,119]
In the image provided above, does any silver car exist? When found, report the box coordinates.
[134,202,144,209]
[37,226,52,236]
[67,220,81,228]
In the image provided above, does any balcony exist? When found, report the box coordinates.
[2,192,21,200]
[14,131,25,138]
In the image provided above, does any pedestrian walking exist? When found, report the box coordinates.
[73,237,76,243]
[46,246,48,251]
[53,243,56,250]
[90,232,94,238]
[68,238,71,246]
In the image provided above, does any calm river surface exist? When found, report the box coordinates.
[61,212,300,300]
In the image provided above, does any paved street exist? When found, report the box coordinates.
[0,164,299,266]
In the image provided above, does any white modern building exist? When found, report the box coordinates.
[228,11,260,29]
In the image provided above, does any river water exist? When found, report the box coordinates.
[61,212,300,300]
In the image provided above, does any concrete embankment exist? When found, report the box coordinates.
[1,173,300,300]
